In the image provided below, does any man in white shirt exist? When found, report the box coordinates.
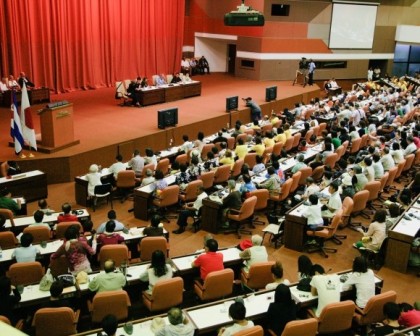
[372,154,384,180]
[239,234,268,272]
[302,194,324,230]
[128,149,144,177]
[173,186,207,234]
[88,259,126,293]
[404,136,417,157]
[310,264,341,317]
[179,134,193,153]
[380,147,395,171]
[108,154,126,180]
[302,177,320,200]
[321,181,342,219]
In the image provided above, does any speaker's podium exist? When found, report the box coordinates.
[37,101,80,153]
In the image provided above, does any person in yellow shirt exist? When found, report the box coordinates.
[263,132,275,148]
[284,124,292,140]
[219,150,235,168]
[235,138,249,159]
[270,113,280,126]
[274,128,286,144]
[251,137,265,156]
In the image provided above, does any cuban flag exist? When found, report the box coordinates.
[20,82,37,150]
[10,90,24,154]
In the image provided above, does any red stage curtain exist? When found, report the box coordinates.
[0,0,185,93]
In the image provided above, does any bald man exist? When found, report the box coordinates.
[88,259,126,293]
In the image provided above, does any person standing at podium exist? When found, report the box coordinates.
[18,72,35,88]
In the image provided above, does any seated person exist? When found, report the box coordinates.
[374,302,404,336]
[57,203,78,223]
[96,210,127,233]
[12,232,40,262]
[139,250,173,294]
[218,301,254,336]
[97,220,125,245]
[222,180,242,227]
[239,174,257,195]
[29,210,51,230]
[198,56,210,74]
[154,307,194,336]
[43,281,74,309]
[302,194,324,231]
[239,234,268,273]
[85,164,102,199]
[266,284,296,335]
[398,302,420,328]
[155,74,167,86]
[191,238,224,282]
[170,73,182,84]
[141,169,156,187]
[0,187,21,215]
[143,215,164,237]
[88,259,126,293]
[173,186,207,234]
[37,199,54,214]
[321,181,342,218]
[265,262,291,290]
[354,210,387,252]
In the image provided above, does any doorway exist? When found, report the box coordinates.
[228,44,236,75]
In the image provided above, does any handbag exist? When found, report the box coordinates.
[39,269,54,291]
[297,277,312,292]
[57,274,76,287]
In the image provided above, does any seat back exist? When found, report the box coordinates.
[116,170,136,188]
[91,290,131,323]
[227,137,235,150]
[360,134,369,149]
[229,196,257,222]
[0,231,18,249]
[292,133,302,149]
[311,165,324,182]
[355,290,397,326]
[214,164,231,184]
[384,166,398,187]
[23,226,51,244]
[34,307,77,336]
[49,255,71,278]
[175,154,188,165]
[155,185,180,208]
[144,277,184,312]
[180,180,203,203]
[94,183,112,196]
[378,172,389,192]
[233,325,264,336]
[305,129,314,143]
[290,171,302,193]
[141,163,156,179]
[395,159,406,179]
[414,148,420,165]
[55,222,83,239]
[298,167,312,185]
[248,189,269,211]
[364,181,381,202]
[281,318,318,336]
[198,269,234,301]
[272,178,293,202]
[0,208,14,227]
[98,244,129,268]
[201,144,214,160]
[261,124,273,136]
[0,315,11,325]
[335,145,345,160]
[318,300,355,334]
[348,138,362,154]
[139,236,168,261]
[340,197,354,228]
[8,261,45,286]
[312,125,320,137]
[199,171,215,190]
[272,142,284,156]
[262,146,273,165]
[155,158,170,176]
[352,190,370,213]
[324,153,338,169]
[244,153,257,169]
[402,153,415,172]
[244,261,275,289]
[231,159,244,178]
[0,161,9,177]
[341,140,349,152]
[284,136,294,152]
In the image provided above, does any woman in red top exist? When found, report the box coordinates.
[97,220,125,245]
[51,224,97,275]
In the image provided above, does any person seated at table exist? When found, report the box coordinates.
[27,210,51,231]
[222,180,243,227]
[153,170,168,196]
[187,156,202,181]
[12,232,40,263]
[51,224,97,275]
[219,149,234,168]
[154,307,194,336]
[259,167,281,195]
[97,221,125,246]
[107,155,125,183]
[143,215,165,237]
[169,161,180,175]
[291,154,307,174]
[57,203,78,223]
[303,194,324,233]
[140,77,149,88]
[203,151,218,171]
[234,138,248,160]
[342,256,375,309]
[141,169,156,187]
[265,262,290,290]
[354,210,387,252]
[96,210,127,234]
[126,77,141,106]
[398,302,420,328]
[101,314,118,336]
[0,276,21,325]
[173,186,207,234]
[301,177,320,201]
[191,238,224,282]
[18,72,35,88]
[265,284,296,335]
[176,164,190,192]
[239,175,257,196]
[37,199,54,215]
[239,234,268,273]
[218,301,254,336]
[321,181,342,219]
[43,281,74,309]
[252,155,265,175]
[7,75,20,90]
[88,259,126,293]
[0,187,21,215]
[170,73,182,84]
[310,264,341,317]
[0,77,8,92]
[374,302,404,336]
[86,164,102,201]
[128,149,145,178]
[139,250,173,294]
[352,165,368,192]
[155,74,167,87]
[250,137,265,156]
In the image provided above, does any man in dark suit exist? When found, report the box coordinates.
[18,72,35,88]
[213,130,228,144]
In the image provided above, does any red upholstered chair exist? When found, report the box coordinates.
[199,170,215,190]
[248,189,269,225]
[231,159,244,179]
[179,179,203,204]
[276,318,318,336]
[23,226,51,244]
[214,164,231,185]
[155,158,170,176]
[152,185,180,222]
[98,244,130,269]
[142,277,184,313]
[7,261,45,286]
[241,261,275,290]
[244,153,257,169]
[88,290,131,324]
[194,268,234,301]
[289,171,302,194]
[33,307,80,336]
[298,167,312,186]
[226,196,257,239]
[0,231,18,249]
[272,142,284,156]
[233,326,264,336]
[138,236,169,262]
[311,165,324,182]
[0,208,14,227]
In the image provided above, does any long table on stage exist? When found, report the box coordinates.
[0,87,50,107]
[0,170,47,203]
[139,81,201,106]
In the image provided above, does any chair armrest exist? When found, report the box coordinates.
[87,299,93,313]
[74,309,80,323]
[267,329,277,336]
[354,305,365,316]
[228,208,241,215]
[15,319,25,330]
[142,291,153,302]
[194,279,204,291]
[306,308,317,319]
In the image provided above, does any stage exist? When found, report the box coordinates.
[0,74,320,183]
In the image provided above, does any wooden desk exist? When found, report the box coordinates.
[74,171,113,207]
[385,201,420,273]
[136,81,201,106]
[284,204,308,252]
[0,170,47,203]
[1,88,50,107]
[165,85,185,102]
[201,198,222,234]
[139,87,165,105]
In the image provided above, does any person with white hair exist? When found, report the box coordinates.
[239,234,268,272]
[86,164,102,197]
